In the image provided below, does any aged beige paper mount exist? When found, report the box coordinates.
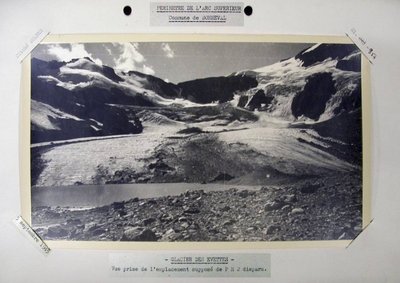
[20,34,371,250]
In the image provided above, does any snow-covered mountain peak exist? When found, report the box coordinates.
[30,43,362,143]
[233,43,361,122]
[300,43,322,55]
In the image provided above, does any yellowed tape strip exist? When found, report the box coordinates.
[13,215,51,256]
[346,28,377,64]
[16,29,49,62]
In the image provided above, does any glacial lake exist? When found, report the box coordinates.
[31,183,261,209]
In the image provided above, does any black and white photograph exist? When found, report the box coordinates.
[28,38,365,242]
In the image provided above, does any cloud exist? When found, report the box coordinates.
[111,43,156,76]
[47,44,103,65]
[161,43,175,58]
[112,43,146,72]
[142,64,155,75]
[104,45,113,56]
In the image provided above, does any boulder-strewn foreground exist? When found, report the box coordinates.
[32,173,362,241]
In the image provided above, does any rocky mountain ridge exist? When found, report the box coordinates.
[31,43,362,143]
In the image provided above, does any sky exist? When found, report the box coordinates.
[32,42,313,83]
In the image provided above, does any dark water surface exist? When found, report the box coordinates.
[31,183,260,208]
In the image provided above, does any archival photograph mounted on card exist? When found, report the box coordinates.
[20,34,370,246]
